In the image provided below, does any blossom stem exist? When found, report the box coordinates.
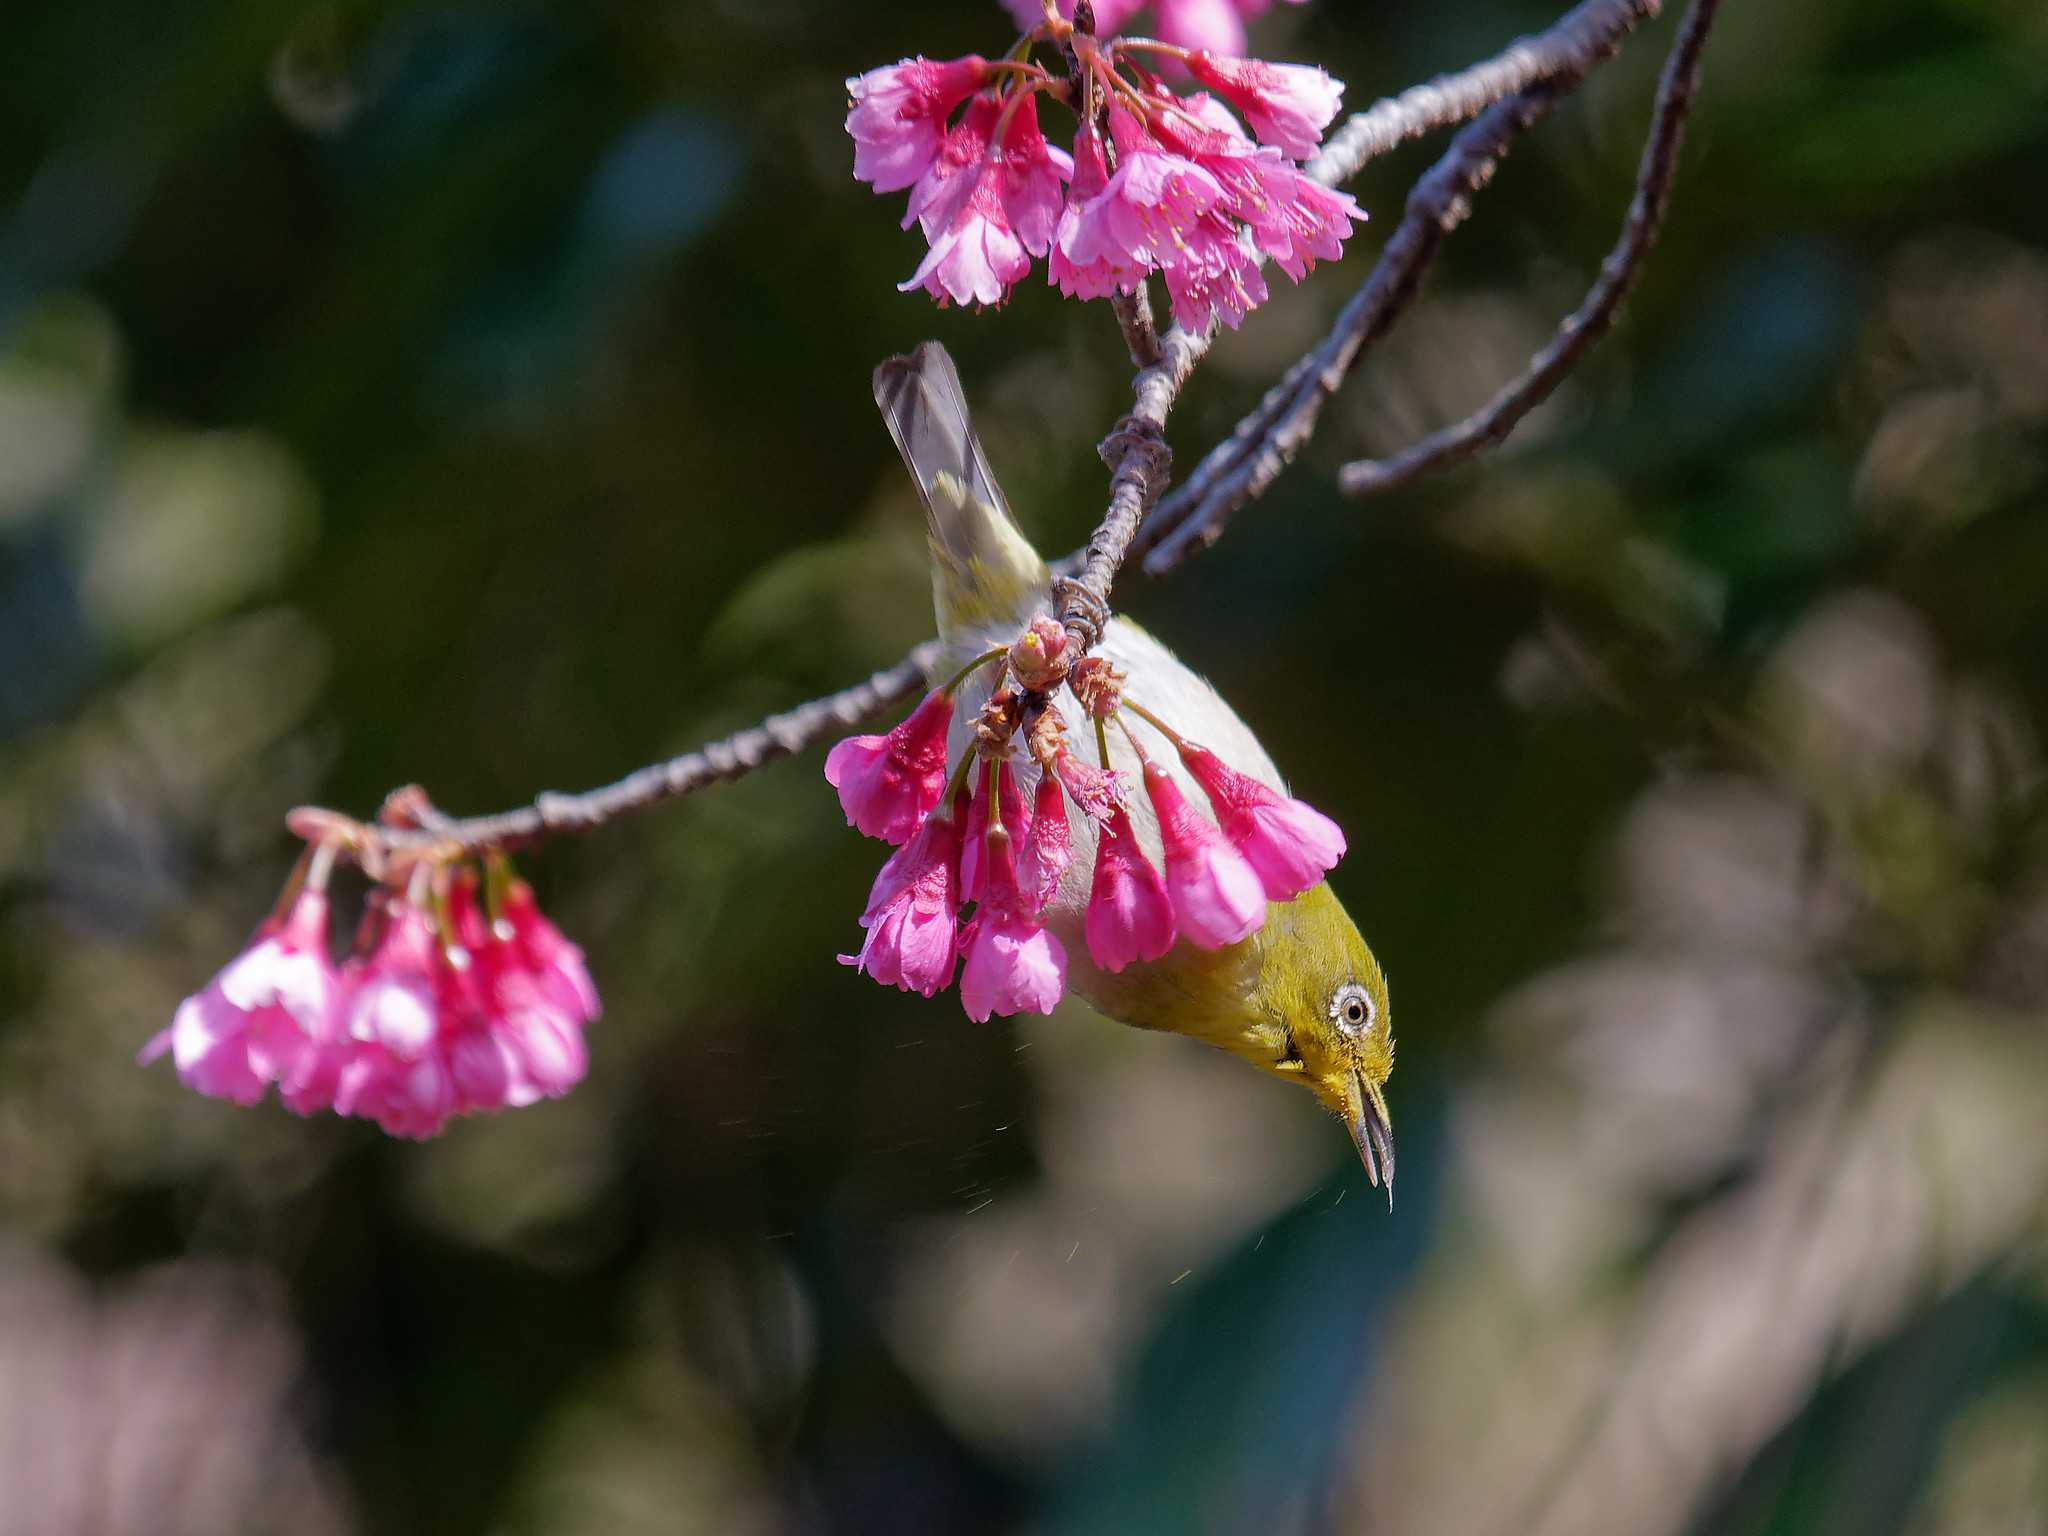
[1113,712,1152,763]
[981,757,1002,863]
[1109,38,1192,64]
[1118,697,1186,749]
[984,58,1055,89]
[941,646,1010,699]
[1094,715,1113,772]
[266,844,315,926]
[938,740,982,820]
[306,839,340,894]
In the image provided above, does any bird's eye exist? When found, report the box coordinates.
[1329,983,1375,1034]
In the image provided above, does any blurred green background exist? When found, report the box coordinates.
[4,0,2047,1531]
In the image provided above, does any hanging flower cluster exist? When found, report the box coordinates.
[846,0,1360,331]
[139,845,598,1140]
[829,615,1345,1018]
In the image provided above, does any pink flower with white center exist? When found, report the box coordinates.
[846,55,989,194]
[958,771,1067,1020]
[960,757,1033,904]
[1143,759,1267,947]
[138,888,339,1108]
[1084,806,1177,971]
[1026,766,1072,910]
[1058,108,1226,279]
[1187,53,1343,159]
[825,687,956,844]
[1178,742,1345,898]
[842,799,964,997]
[1159,209,1270,331]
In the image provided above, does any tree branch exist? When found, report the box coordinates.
[1310,0,1662,182]
[1136,0,1661,572]
[1110,283,1162,369]
[310,642,943,859]
[295,0,1681,866]
[1339,0,1720,500]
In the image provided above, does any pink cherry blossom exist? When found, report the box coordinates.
[1150,98,1359,286]
[467,965,581,1108]
[1247,170,1359,281]
[1187,53,1343,159]
[336,1042,456,1141]
[1057,108,1225,278]
[960,757,1033,903]
[842,801,964,996]
[344,898,441,1060]
[332,883,593,1137]
[825,687,956,843]
[1049,127,1144,301]
[496,879,601,1024]
[958,779,1067,1020]
[1051,747,1128,823]
[1026,766,1072,910]
[138,888,339,1108]
[847,55,989,193]
[959,903,1068,1019]
[1159,208,1270,331]
[997,94,1074,257]
[900,95,1069,308]
[1179,742,1345,898]
[1143,760,1267,947]
[1084,806,1177,971]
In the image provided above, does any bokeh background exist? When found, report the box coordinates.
[4,0,2047,1531]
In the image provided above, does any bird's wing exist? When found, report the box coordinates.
[874,342,1049,639]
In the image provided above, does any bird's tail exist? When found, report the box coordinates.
[873,342,1048,640]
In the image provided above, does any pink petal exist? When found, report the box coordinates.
[1144,761,1267,947]
[1084,808,1177,972]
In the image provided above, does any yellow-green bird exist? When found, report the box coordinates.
[873,342,1397,1197]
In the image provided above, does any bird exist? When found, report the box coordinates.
[871,340,1397,1198]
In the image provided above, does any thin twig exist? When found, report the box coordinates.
[1311,0,1662,181]
[1340,0,1719,499]
[1137,0,1661,572]
[330,642,942,856]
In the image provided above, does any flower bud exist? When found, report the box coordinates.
[1009,614,1072,692]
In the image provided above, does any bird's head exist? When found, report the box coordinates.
[1244,882,1396,1199]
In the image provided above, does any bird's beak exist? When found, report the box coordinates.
[1348,1072,1396,1210]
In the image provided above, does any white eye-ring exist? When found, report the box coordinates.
[1330,983,1376,1035]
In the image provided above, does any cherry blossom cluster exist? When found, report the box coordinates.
[139,853,598,1140]
[846,0,1360,331]
[827,616,1345,1018]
